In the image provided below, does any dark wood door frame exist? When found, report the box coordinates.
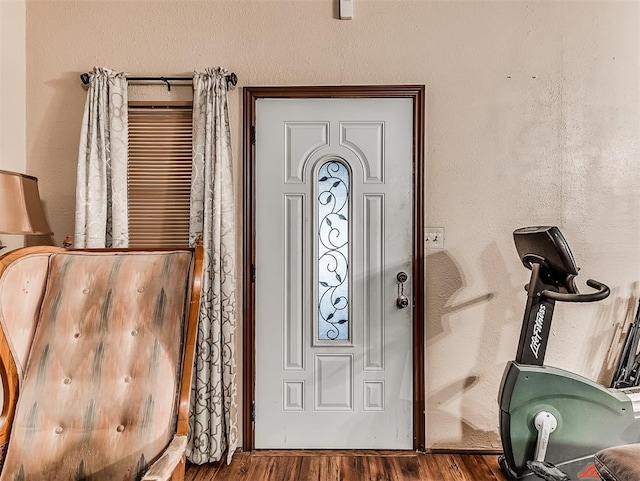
[243,85,426,451]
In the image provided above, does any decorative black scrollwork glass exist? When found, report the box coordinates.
[317,161,350,341]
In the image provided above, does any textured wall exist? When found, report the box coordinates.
[1,0,27,251]
[25,0,640,450]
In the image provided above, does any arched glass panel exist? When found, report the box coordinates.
[317,161,350,341]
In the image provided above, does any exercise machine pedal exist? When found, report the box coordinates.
[526,461,569,481]
[498,455,519,480]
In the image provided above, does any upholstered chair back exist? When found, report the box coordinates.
[0,247,201,481]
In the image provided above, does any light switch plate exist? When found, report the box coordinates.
[425,227,444,249]
[339,0,353,19]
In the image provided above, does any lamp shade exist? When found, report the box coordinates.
[0,170,53,235]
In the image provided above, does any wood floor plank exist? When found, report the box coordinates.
[271,456,298,481]
[297,456,322,481]
[380,456,406,481]
[458,453,502,480]
[486,455,507,480]
[390,456,422,480]
[186,460,223,481]
[362,455,386,481]
[240,453,268,481]
[185,452,508,481]
[417,454,440,480]
[443,454,476,481]
[318,455,341,481]
[339,455,365,480]
[420,454,472,481]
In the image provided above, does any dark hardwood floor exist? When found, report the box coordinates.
[186,451,507,481]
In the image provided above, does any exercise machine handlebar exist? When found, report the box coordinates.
[512,226,610,365]
[540,279,610,303]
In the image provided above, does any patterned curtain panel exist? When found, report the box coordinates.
[74,67,129,248]
[188,67,238,465]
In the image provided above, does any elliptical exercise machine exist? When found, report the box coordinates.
[499,226,640,481]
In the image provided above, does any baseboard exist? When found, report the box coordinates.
[238,447,503,456]
[425,448,503,456]
[250,449,418,457]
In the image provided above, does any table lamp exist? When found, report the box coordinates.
[0,170,53,250]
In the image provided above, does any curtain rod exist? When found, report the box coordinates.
[79,72,238,91]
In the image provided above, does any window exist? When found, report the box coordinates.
[316,160,350,342]
[127,103,192,247]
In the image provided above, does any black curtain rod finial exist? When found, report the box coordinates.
[227,72,238,88]
[80,73,90,85]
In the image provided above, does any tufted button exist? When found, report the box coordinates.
[116,425,125,433]
[55,427,63,434]
[74,332,81,339]
[124,376,131,383]
[131,329,138,337]
[82,288,90,294]
[137,287,145,293]
[63,378,71,385]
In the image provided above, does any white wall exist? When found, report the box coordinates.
[24,0,640,450]
[0,0,27,251]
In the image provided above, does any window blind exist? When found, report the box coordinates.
[128,103,193,247]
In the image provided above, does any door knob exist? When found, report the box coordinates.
[396,295,410,309]
[396,271,410,309]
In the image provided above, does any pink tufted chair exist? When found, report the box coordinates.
[0,246,203,481]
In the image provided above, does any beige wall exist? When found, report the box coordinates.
[24,0,640,450]
[1,0,27,251]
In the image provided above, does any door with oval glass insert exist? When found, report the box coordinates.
[255,97,414,448]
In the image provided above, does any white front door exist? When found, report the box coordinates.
[254,97,414,449]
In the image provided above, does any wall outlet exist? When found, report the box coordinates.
[425,227,444,249]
